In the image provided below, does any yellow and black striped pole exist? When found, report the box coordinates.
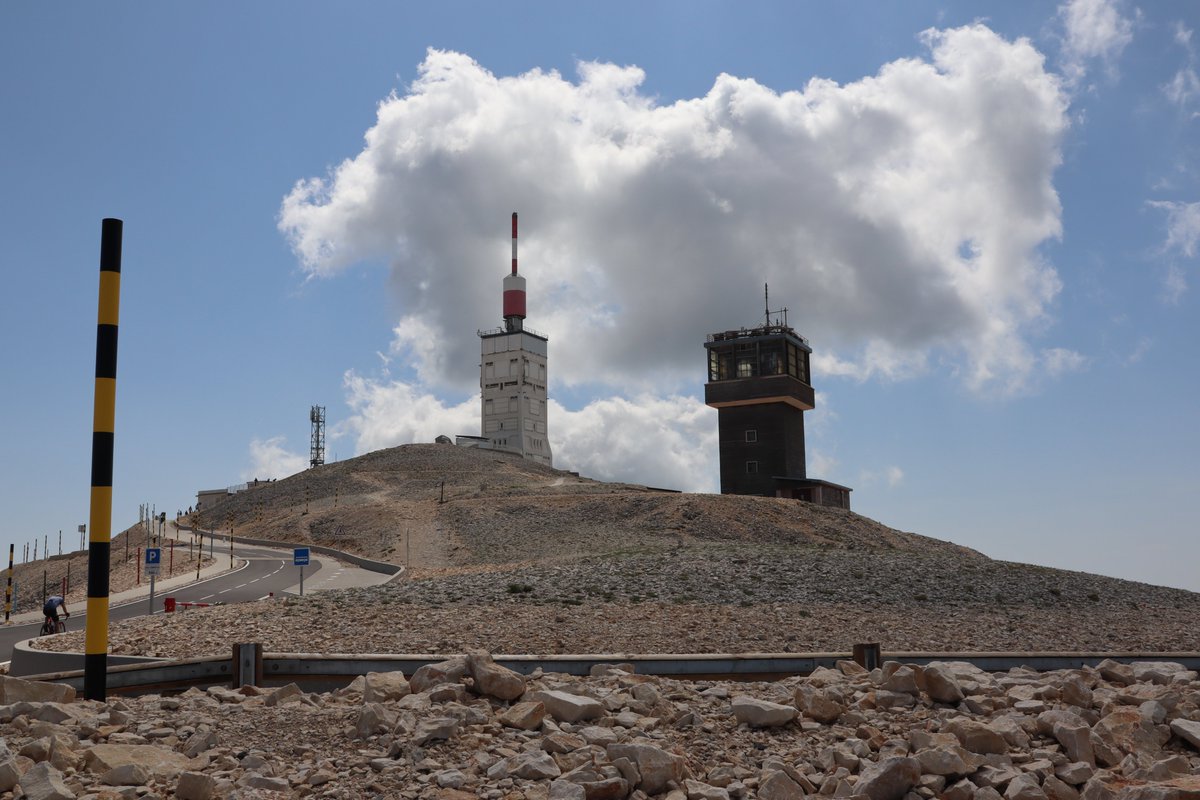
[85,218,122,701]
[4,543,13,624]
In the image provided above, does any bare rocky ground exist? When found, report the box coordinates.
[4,652,1200,799]
[15,443,1200,797]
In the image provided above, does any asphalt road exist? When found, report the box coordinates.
[0,543,321,662]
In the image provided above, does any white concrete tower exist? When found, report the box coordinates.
[479,213,552,466]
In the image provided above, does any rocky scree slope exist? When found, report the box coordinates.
[5,653,1200,799]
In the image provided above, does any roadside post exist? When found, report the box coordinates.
[145,547,161,614]
[293,548,310,596]
[4,543,12,624]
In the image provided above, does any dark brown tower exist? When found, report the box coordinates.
[704,292,851,508]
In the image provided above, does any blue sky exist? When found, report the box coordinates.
[2,1,1198,591]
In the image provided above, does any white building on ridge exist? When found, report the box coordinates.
[476,212,552,466]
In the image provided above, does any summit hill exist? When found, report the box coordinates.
[44,442,1200,657]
[193,443,978,570]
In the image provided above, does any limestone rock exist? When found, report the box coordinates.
[410,656,469,693]
[264,682,303,706]
[499,700,546,730]
[1005,773,1048,800]
[854,756,921,800]
[757,770,805,800]
[355,702,399,739]
[794,684,845,724]
[530,690,604,723]
[1042,775,1081,800]
[1090,706,1162,767]
[101,762,151,786]
[1054,723,1096,766]
[176,771,216,800]
[924,663,966,704]
[83,743,190,780]
[508,751,562,780]
[1169,719,1200,751]
[413,716,460,746]
[17,762,74,800]
[466,652,527,701]
[915,746,973,776]
[1055,762,1095,786]
[182,728,217,758]
[550,779,587,800]
[1096,660,1134,686]
[0,755,20,793]
[607,742,685,795]
[881,664,921,694]
[1060,678,1093,709]
[731,695,795,728]
[945,718,1009,755]
[0,677,75,705]
[363,670,411,703]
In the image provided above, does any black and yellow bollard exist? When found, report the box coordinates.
[85,218,122,702]
[4,543,12,625]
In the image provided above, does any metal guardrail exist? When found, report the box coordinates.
[174,526,403,580]
[16,649,1200,696]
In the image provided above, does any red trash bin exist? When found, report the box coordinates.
[164,597,176,613]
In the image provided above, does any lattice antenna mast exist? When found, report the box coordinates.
[309,405,326,468]
[765,282,788,328]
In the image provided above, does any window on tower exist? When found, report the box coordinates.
[746,461,759,474]
[760,341,784,375]
[745,430,757,443]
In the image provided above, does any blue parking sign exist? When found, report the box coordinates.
[145,547,161,577]
[293,548,310,566]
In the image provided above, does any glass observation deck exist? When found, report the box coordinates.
[704,324,811,385]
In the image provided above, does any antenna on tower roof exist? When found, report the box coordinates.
[764,281,789,329]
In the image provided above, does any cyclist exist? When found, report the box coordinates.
[43,595,70,632]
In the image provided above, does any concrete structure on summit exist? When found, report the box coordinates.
[472,213,552,466]
[704,288,850,508]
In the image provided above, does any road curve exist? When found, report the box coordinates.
[0,542,323,663]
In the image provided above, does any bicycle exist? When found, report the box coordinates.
[39,615,68,636]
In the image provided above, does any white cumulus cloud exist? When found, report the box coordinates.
[1151,201,1200,258]
[244,437,308,482]
[1164,68,1200,112]
[336,374,719,491]
[339,372,479,454]
[1057,0,1135,85]
[1148,200,1200,301]
[280,27,1071,398]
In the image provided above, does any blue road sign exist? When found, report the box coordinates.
[145,547,162,577]
[293,548,310,566]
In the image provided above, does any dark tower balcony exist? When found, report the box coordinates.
[703,325,814,410]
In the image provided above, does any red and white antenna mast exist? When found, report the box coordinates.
[503,211,526,331]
